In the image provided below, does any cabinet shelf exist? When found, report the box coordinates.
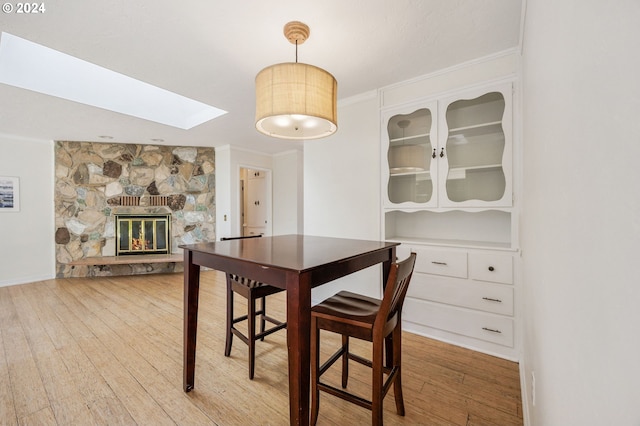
[385,236,514,251]
[389,164,502,179]
[384,209,512,248]
[390,170,430,177]
[389,133,431,145]
[448,121,502,137]
[448,163,502,174]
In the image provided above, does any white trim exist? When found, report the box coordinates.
[519,357,532,426]
[214,144,231,153]
[380,75,518,116]
[379,48,520,95]
[0,273,55,288]
[518,0,528,56]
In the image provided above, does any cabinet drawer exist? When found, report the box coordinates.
[413,248,467,278]
[404,298,514,347]
[469,253,513,284]
[407,273,513,315]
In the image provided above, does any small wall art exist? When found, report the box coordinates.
[0,176,20,212]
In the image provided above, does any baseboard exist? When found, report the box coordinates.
[0,273,55,288]
[519,357,532,426]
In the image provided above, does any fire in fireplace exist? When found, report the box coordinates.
[115,214,171,255]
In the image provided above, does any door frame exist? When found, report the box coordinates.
[238,165,272,237]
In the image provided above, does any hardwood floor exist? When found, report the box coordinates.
[0,271,523,425]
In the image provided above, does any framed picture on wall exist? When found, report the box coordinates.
[0,176,20,212]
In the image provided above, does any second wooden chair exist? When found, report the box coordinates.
[221,236,287,380]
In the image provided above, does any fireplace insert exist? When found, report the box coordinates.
[115,214,171,255]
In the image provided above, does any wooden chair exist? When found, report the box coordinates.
[221,236,287,380]
[310,252,417,426]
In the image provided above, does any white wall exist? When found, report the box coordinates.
[215,145,303,239]
[304,92,383,303]
[304,92,380,240]
[215,145,274,239]
[521,1,640,424]
[273,150,303,235]
[0,134,55,286]
[214,145,232,239]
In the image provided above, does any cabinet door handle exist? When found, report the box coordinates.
[439,147,445,158]
[488,266,495,271]
[482,327,502,334]
[431,261,447,265]
[482,297,502,303]
[432,148,436,159]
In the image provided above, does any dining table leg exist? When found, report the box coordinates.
[383,248,396,368]
[286,273,312,426]
[183,250,201,392]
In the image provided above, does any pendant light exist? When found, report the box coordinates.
[255,21,338,140]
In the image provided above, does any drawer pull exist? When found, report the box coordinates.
[431,261,448,266]
[482,327,502,334]
[488,266,495,271]
[482,297,502,303]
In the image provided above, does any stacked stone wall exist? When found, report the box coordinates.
[54,141,215,277]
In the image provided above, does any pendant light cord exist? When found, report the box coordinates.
[295,40,298,63]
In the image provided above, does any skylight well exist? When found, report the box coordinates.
[0,32,227,129]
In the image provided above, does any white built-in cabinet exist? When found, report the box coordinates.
[382,81,519,360]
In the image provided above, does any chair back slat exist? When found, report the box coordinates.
[376,253,417,328]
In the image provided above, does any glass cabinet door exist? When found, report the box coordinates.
[440,86,512,206]
[386,108,434,205]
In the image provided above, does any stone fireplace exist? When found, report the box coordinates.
[54,141,216,278]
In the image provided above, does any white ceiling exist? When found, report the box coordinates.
[0,0,522,155]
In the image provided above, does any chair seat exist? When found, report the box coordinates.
[312,291,380,330]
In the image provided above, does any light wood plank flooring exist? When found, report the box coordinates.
[0,271,523,425]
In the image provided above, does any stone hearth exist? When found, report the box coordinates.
[54,141,215,278]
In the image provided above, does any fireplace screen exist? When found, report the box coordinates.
[115,214,171,255]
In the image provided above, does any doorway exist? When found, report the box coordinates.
[240,167,271,237]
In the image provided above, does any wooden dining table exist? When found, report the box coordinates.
[180,234,399,426]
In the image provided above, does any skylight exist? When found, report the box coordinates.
[0,32,227,129]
